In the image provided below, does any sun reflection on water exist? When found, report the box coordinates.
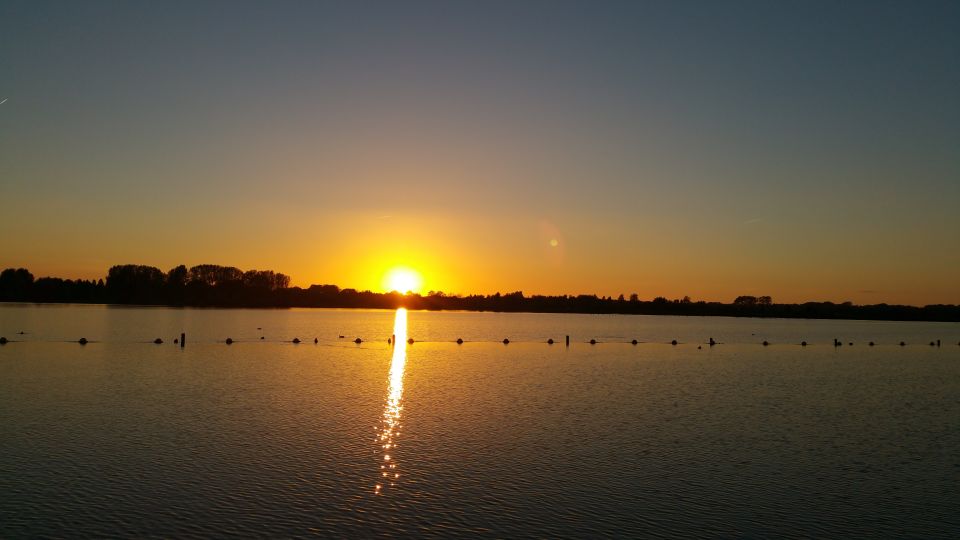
[375,308,407,495]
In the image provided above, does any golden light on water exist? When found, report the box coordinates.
[383,267,423,294]
[375,308,408,494]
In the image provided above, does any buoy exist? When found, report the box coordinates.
[709,337,716,346]
[503,338,510,344]
[154,338,163,344]
[869,341,874,346]
[763,341,769,346]
[456,338,463,344]
[589,339,596,345]
[314,338,318,344]
[801,341,807,346]
[900,341,906,346]
[293,338,301,344]
[631,339,638,345]
[547,338,554,345]
[338,335,345,339]
[848,342,853,346]
[78,338,88,345]
[407,338,414,345]
[671,340,677,345]
[225,338,233,344]
[929,341,935,346]
[697,345,702,349]
[0,337,7,344]
[174,338,179,344]
[260,336,264,340]
[354,337,362,344]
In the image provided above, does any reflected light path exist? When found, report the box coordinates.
[375,308,407,495]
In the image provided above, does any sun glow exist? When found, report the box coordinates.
[383,267,424,294]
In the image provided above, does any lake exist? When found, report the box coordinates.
[1,304,958,537]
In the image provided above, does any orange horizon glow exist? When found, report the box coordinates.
[10,251,959,307]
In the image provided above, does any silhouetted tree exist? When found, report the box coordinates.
[0,268,34,301]
[167,265,188,287]
[106,264,166,304]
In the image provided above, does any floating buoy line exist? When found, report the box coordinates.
[1,334,956,348]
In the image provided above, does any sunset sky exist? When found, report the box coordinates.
[1,1,958,305]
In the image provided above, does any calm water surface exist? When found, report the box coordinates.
[1,304,958,537]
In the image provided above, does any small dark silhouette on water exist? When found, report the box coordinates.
[2,264,959,322]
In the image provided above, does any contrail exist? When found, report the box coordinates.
[0,98,7,105]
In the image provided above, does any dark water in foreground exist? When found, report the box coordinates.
[1,305,958,537]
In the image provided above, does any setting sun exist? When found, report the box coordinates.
[383,267,424,294]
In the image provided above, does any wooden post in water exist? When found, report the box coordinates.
[180,333,186,348]
[565,335,570,347]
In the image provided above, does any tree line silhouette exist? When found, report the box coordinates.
[1,264,958,322]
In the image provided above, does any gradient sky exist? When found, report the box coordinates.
[1,1,958,305]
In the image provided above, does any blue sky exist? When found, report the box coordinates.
[2,1,958,304]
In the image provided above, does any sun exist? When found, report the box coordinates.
[383,267,424,294]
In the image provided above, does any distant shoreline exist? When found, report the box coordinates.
[1,301,958,324]
[2,265,958,323]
